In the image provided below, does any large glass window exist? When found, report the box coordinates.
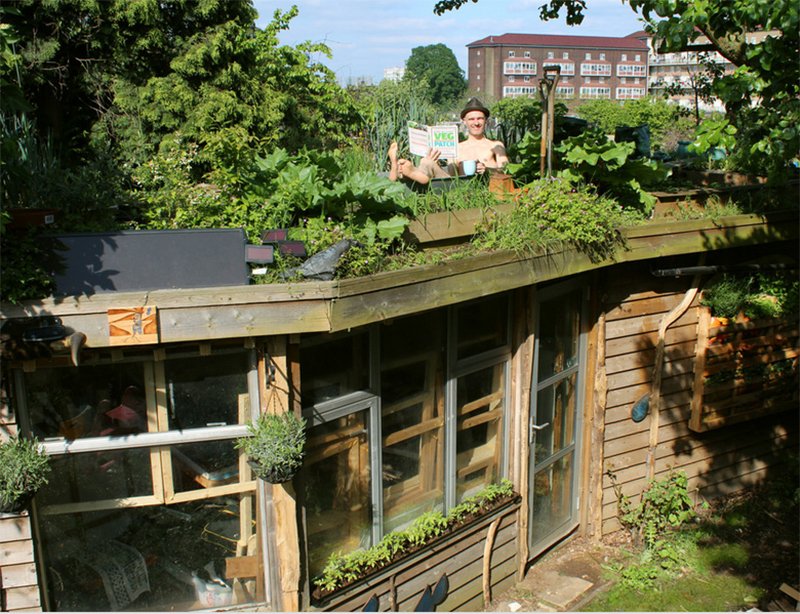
[300,295,510,581]
[381,312,446,532]
[19,347,260,611]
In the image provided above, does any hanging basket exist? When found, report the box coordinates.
[0,492,34,515]
[247,460,297,485]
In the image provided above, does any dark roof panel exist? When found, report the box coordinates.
[467,32,648,50]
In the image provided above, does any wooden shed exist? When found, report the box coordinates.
[1,209,797,612]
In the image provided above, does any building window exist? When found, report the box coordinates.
[599,53,606,60]
[599,77,605,83]
[635,54,641,61]
[542,61,575,76]
[508,75,516,82]
[581,62,612,76]
[508,50,515,57]
[616,87,645,99]
[504,61,537,75]
[562,52,569,59]
[477,62,481,68]
[579,86,611,99]
[299,295,510,579]
[621,53,627,61]
[477,76,480,81]
[620,77,627,84]
[584,52,591,60]
[503,85,537,97]
[524,51,531,58]
[477,50,481,56]
[524,76,531,82]
[23,347,260,611]
[616,64,647,77]
[547,51,554,59]
[555,85,575,99]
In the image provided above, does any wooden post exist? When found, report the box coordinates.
[263,337,301,612]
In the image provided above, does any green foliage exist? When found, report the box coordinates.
[403,43,466,107]
[313,479,514,593]
[701,272,799,320]
[236,412,306,483]
[473,178,632,261]
[356,79,438,173]
[0,436,51,510]
[576,97,694,152]
[555,128,669,213]
[505,132,542,185]
[610,468,698,549]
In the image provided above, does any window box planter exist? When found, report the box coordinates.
[689,307,799,432]
[311,493,520,611]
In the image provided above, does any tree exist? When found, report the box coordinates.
[433,0,799,178]
[404,43,466,107]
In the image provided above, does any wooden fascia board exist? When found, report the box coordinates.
[1,212,797,346]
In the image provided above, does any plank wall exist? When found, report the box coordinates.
[598,259,799,535]
[0,381,42,612]
[314,503,519,612]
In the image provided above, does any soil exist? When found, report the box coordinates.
[487,486,800,612]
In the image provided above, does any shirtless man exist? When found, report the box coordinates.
[388,97,508,185]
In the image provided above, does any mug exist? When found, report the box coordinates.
[462,160,477,176]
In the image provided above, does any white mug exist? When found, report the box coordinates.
[462,160,477,176]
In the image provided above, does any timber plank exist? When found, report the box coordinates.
[1,563,37,589]
[0,516,31,542]
[0,539,34,565]
[605,310,697,340]
[605,323,698,358]
[606,357,695,390]
[3,585,41,611]
[605,340,697,376]
[604,293,697,322]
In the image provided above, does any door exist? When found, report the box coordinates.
[528,282,586,555]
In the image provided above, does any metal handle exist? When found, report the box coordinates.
[529,421,550,443]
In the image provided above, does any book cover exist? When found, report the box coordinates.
[407,121,459,159]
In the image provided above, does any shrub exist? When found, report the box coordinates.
[236,413,306,484]
[0,436,51,511]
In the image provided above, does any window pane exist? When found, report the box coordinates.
[531,455,574,540]
[37,448,154,506]
[456,364,505,502]
[301,412,372,579]
[537,290,581,380]
[166,352,249,430]
[25,363,146,440]
[38,494,259,611]
[300,332,369,406]
[172,440,242,493]
[381,313,445,532]
[456,294,509,360]
[533,373,577,466]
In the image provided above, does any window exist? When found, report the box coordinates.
[524,51,531,58]
[508,75,516,82]
[599,53,606,60]
[477,50,481,56]
[22,347,260,611]
[584,52,591,60]
[581,62,612,76]
[620,77,627,84]
[547,51,554,59]
[616,64,646,77]
[616,87,645,99]
[579,86,611,99]
[635,54,641,61]
[508,50,515,58]
[299,296,510,579]
[477,62,481,68]
[562,52,569,59]
[555,85,575,99]
[621,54,627,61]
[503,85,537,97]
[524,76,531,82]
[598,77,605,83]
[504,61,536,75]
[542,61,574,76]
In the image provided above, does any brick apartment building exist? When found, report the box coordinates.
[466,33,649,103]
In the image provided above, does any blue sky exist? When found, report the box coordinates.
[252,0,645,85]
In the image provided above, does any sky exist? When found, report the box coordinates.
[252,0,646,85]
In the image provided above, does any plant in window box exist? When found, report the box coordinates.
[236,412,306,484]
[0,436,51,514]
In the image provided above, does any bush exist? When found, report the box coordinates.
[0,436,51,511]
[236,413,306,484]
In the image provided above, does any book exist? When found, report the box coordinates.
[407,121,459,159]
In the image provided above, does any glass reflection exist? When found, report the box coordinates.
[537,290,581,380]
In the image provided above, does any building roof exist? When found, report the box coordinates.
[467,32,648,50]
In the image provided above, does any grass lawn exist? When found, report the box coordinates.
[581,465,799,612]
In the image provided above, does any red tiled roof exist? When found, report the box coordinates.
[467,32,648,50]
